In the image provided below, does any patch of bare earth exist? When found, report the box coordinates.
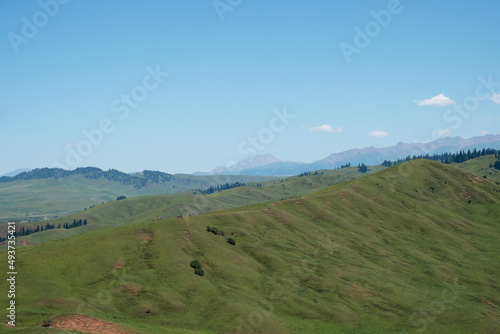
[50,314,130,334]
[120,284,142,296]
[137,229,152,243]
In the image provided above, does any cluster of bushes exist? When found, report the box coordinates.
[207,226,225,236]
[206,226,236,246]
[190,260,205,276]
[116,195,127,201]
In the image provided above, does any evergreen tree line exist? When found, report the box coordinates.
[339,163,351,169]
[193,181,246,195]
[63,219,87,229]
[298,171,324,177]
[11,219,87,238]
[381,148,499,167]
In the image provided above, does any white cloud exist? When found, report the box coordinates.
[433,128,451,137]
[414,93,456,106]
[368,130,388,137]
[481,130,488,134]
[489,92,500,104]
[309,125,343,133]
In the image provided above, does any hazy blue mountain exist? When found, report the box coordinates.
[207,135,500,176]
[1,168,32,177]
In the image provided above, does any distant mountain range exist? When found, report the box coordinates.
[204,134,500,176]
[1,168,32,177]
[0,167,176,188]
[3,135,499,179]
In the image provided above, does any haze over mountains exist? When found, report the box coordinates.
[206,134,500,176]
[3,135,499,178]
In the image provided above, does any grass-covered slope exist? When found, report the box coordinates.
[5,166,384,248]
[0,171,276,223]
[1,160,499,333]
[455,154,500,181]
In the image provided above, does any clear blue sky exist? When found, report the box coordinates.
[1,0,499,175]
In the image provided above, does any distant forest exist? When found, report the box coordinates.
[381,148,499,167]
[0,167,175,188]
[192,182,246,195]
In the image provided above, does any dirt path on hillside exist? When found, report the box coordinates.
[50,314,131,334]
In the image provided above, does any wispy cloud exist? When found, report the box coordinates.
[414,93,456,106]
[489,92,500,104]
[433,128,451,137]
[368,130,388,137]
[309,125,343,133]
[481,130,488,134]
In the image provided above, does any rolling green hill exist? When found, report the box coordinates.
[1,160,498,333]
[455,154,500,181]
[3,165,385,248]
[0,167,277,223]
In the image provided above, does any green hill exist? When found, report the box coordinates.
[1,160,499,333]
[0,167,277,223]
[455,154,500,181]
[3,165,384,248]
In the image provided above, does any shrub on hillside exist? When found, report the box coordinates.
[226,237,236,246]
[190,260,205,276]
[190,260,201,270]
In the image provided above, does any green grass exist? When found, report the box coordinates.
[3,166,384,249]
[0,160,499,333]
[454,154,500,181]
[0,174,277,223]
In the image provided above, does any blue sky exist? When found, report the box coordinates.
[1,0,499,175]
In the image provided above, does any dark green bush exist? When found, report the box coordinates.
[227,237,236,246]
[190,260,201,270]
[194,268,205,276]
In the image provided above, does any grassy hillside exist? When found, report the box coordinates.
[455,154,500,181]
[2,166,384,248]
[0,173,276,223]
[1,160,498,333]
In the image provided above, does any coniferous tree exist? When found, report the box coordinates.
[358,163,368,173]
